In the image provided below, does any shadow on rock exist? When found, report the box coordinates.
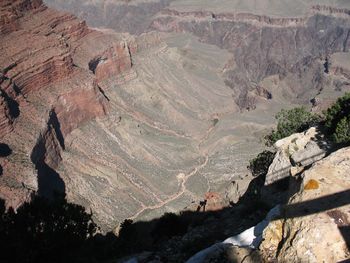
[0,143,12,157]
[37,162,65,199]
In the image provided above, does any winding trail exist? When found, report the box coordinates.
[129,154,209,220]
[126,110,236,221]
[101,43,239,223]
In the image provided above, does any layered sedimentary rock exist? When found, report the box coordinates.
[2,0,350,232]
[46,0,350,112]
[44,0,173,35]
[90,41,134,84]
[0,0,115,210]
[150,6,350,110]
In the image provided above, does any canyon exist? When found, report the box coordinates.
[0,0,350,234]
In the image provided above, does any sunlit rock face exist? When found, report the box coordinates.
[260,146,350,262]
[1,0,350,231]
[0,0,110,211]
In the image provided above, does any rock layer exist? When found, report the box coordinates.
[2,0,350,232]
[0,0,114,210]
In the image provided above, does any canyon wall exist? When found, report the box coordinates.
[151,7,350,110]
[1,0,349,232]
[0,0,124,210]
[45,0,173,34]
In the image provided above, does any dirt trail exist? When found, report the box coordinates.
[129,154,209,220]
[128,117,217,221]
[101,46,235,221]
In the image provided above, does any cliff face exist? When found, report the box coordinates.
[0,0,127,209]
[90,41,134,84]
[0,77,18,136]
[0,0,42,33]
[46,0,350,111]
[151,8,350,110]
[44,0,173,35]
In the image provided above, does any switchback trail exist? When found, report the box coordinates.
[127,113,221,221]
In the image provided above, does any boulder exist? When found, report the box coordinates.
[260,146,350,262]
[290,140,326,167]
[265,127,329,186]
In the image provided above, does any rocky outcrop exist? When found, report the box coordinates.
[260,146,350,262]
[265,127,330,186]
[31,110,64,170]
[183,142,350,263]
[0,0,43,33]
[0,5,92,95]
[0,90,15,136]
[0,71,21,138]
[89,41,133,84]
[54,84,109,136]
[156,9,307,27]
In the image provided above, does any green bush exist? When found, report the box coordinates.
[324,93,350,144]
[265,107,320,146]
[333,117,350,143]
[248,150,275,177]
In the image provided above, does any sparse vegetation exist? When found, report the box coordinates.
[333,117,350,143]
[324,93,350,144]
[264,93,350,146]
[265,107,320,146]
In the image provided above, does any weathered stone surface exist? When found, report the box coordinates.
[0,91,14,136]
[259,219,283,260]
[260,146,350,262]
[90,41,133,84]
[265,127,328,185]
[0,0,43,33]
[290,140,327,167]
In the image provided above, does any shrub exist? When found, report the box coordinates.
[333,117,350,143]
[324,93,350,144]
[265,107,320,146]
[248,150,275,177]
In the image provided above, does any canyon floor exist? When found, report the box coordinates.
[1,0,350,232]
